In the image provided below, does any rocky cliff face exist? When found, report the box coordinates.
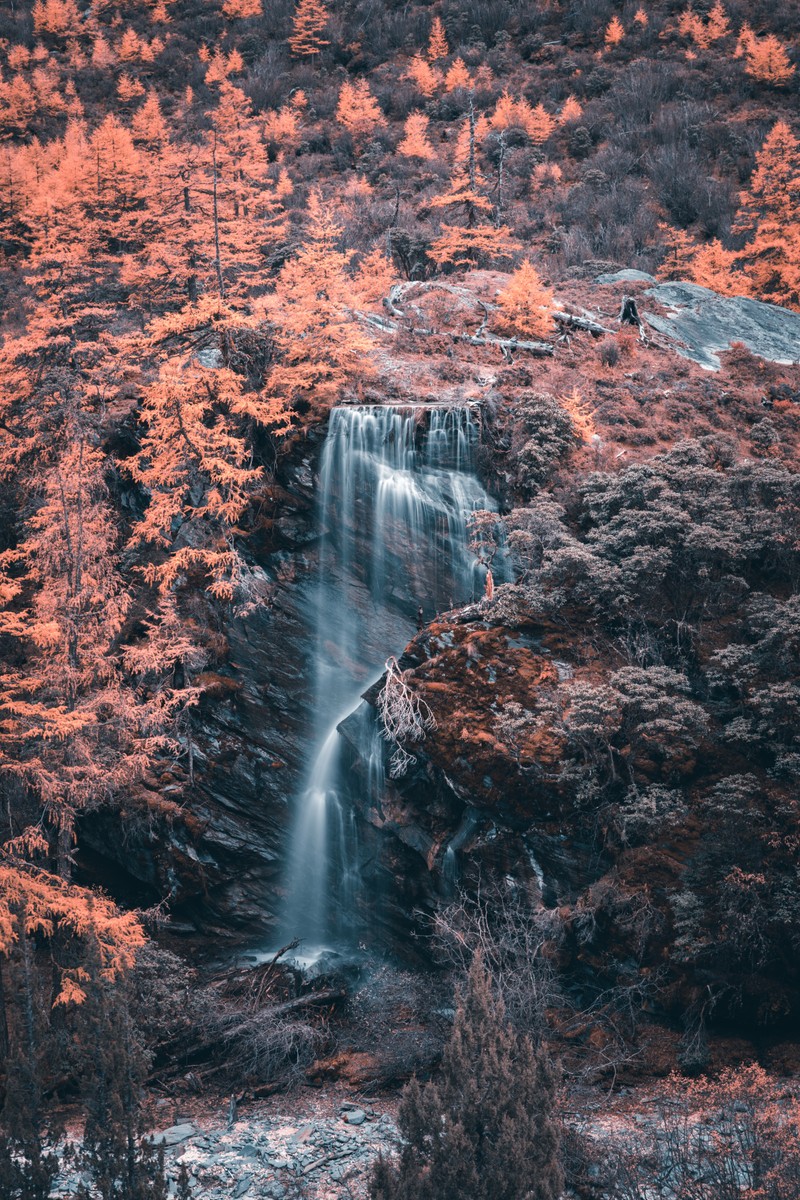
[78,438,328,939]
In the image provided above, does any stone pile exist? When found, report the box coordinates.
[52,1098,399,1200]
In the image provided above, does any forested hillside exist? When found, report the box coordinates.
[0,0,799,1197]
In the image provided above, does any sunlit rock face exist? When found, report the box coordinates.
[596,272,800,371]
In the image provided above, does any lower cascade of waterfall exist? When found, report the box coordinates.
[279,404,500,962]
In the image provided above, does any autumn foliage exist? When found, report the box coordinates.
[494,260,555,340]
[0,0,798,1177]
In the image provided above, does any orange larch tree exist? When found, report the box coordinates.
[706,1,731,42]
[126,349,291,607]
[0,864,145,1005]
[734,121,800,308]
[32,0,81,39]
[406,53,441,97]
[604,15,625,48]
[491,91,555,144]
[335,78,387,145]
[427,16,449,61]
[493,259,555,339]
[207,81,288,295]
[734,22,756,60]
[743,34,796,86]
[124,82,285,318]
[689,239,752,296]
[353,245,395,308]
[0,435,144,877]
[222,0,261,17]
[444,58,471,91]
[288,0,330,58]
[264,190,374,420]
[428,102,520,269]
[657,223,699,281]
[559,95,583,123]
[398,111,435,159]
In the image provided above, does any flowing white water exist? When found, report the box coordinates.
[280,404,499,955]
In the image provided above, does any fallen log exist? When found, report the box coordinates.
[268,987,346,1017]
[446,329,554,356]
[552,310,613,336]
[361,308,554,356]
[300,1149,355,1177]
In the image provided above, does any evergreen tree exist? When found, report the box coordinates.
[427,16,449,62]
[494,260,555,340]
[264,190,374,420]
[0,915,59,1200]
[370,956,563,1200]
[734,121,800,308]
[76,943,168,1200]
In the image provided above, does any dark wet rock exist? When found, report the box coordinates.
[77,444,327,941]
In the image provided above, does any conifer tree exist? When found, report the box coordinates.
[427,16,449,61]
[335,78,387,144]
[398,111,435,159]
[288,0,330,58]
[0,912,59,1200]
[444,58,470,91]
[406,53,441,97]
[706,1,730,42]
[127,355,289,607]
[734,121,800,308]
[494,260,555,339]
[604,15,625,48]
[75,946,168,1200]
[222,0,261,17]
[689,239,751,296]
[429,100,519,268]
[0,436,145,876]
[560,95,583,122]
[353,246,395,307]
[265,190,374,419]
[743,34,795,86]
[371,955,563,1200]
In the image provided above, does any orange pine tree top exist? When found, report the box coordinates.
[288,0,330,57]
[604,15,625,48]
[494,259,555,339]
[427,16,449,61]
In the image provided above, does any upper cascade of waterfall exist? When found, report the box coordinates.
[319,404,495,618]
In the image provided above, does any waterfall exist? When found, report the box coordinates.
[279,404,499,959]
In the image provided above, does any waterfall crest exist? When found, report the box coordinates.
[280,404,499,959]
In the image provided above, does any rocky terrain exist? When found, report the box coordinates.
[52,1093,399,1200]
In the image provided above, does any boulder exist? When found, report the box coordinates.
[152,1123,196,1146]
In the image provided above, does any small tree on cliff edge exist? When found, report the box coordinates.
[370,955,563,1200]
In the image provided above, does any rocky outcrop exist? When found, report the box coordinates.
[645,282,800,371]
[52,1097,399,1200]
[595,271,800,371]
[334,610,595,948]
